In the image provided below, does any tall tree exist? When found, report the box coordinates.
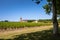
[52,0,58,36]
[32,0,60,36]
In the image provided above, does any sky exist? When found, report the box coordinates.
[0,0,52,21]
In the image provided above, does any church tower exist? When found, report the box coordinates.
[20,17,22,22]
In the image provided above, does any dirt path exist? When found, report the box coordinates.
[0,26,52,39]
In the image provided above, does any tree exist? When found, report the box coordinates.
[4,20,8,22]
[52,0,58,36]
[32,0,60,36]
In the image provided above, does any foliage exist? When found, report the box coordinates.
[4,20,9,22]
[43,0,60,15]
[38,19,52,23]
[32,0,60,15]
[27,20,36,22]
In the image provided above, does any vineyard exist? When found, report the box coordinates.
[0,20,60,40]
[0,20,60,30]
[0,21,52,30]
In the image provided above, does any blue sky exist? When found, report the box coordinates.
[0,0,52,21]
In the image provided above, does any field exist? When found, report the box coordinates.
[0,20,60,40]
[13,28,60,40]
[0,26,60,40]
[0,26,52,39]
[0,20,52,29]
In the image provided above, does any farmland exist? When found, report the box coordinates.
[0,20,60,30]
[0,20,60,40]
[0,20,53,29]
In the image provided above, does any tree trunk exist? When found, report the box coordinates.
[52,0,59,36]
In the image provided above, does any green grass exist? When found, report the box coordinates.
[0,22,52,29]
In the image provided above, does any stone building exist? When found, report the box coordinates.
[20,17,38,23]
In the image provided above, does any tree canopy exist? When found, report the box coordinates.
[32,0,60,15]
